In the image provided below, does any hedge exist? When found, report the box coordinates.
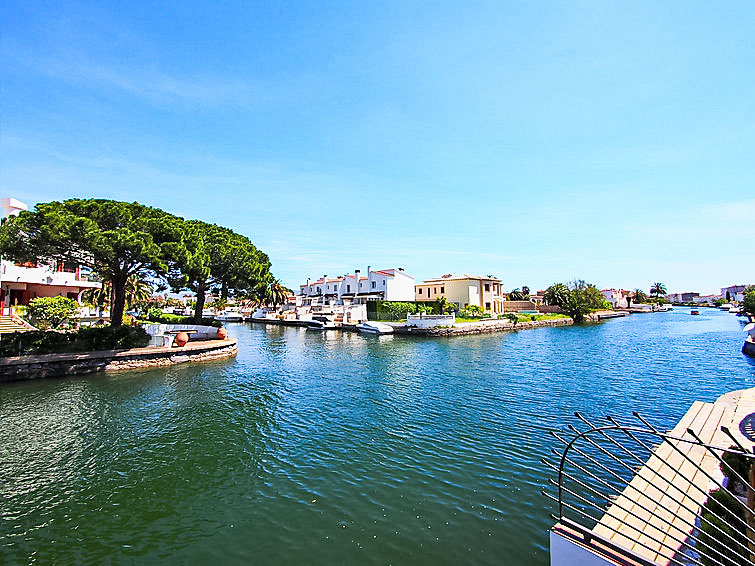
[0,326,150,357]
[146,312,222,327]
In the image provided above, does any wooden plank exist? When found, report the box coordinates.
[628,403,717,561]
[592,402,717,564]
[649,403,729,563]
[593,402,706,541]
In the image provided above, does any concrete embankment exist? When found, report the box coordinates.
[0,338,238,383]
[393,317,573,336]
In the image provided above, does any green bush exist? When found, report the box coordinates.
[743,290,755,318]
[369,301,436,321]
[459,305,485,319]
[0,326,150,357]
[145,312,221,327]
[26,296,80,330]
[698,489,750,566]
[721,448,751,487]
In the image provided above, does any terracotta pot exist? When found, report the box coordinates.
[174,331,189,347]
[217,327,228,340]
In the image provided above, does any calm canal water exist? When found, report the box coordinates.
[2,308,754,565]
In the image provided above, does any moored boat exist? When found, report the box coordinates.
[307,315,337,330]
[356,321,394,334]
[690,309,700,315]
[214,308,244,322]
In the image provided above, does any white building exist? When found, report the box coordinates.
[721,284,750,302]
[600,289,630,309]
[692,294,721,305]
[1,198,102,316]
[298,267,415,304]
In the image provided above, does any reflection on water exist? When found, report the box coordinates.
[1,309,753,565]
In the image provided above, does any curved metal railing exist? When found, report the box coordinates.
[542,412,754,566]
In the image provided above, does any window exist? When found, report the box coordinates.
[382,280,385,285]
[56,260,77,273]
[434,287,437,294]
[485,302,491,310]
[347,284,351,292]
[484,284,490,292]
[419,288,423,295]
[441,287,444,293]
[372,281,376,289]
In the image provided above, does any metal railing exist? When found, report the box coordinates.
[542,412,754,566]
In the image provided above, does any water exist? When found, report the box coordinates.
[1,308,753,565]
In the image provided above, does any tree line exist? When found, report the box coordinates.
[0,199,278,327]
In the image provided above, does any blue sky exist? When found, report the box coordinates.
[2,1,753,294]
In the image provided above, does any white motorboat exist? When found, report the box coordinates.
[719,303,734,310]
[214,308,244,322]
[307,315,337,330]
[729,306,742,314]
[356,321,394,334]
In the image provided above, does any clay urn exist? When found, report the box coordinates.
[174,331,189,347]
[217,327,228,340]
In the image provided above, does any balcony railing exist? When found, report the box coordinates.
[543,411,754,566]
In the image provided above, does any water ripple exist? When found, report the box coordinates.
[1,310,753,565]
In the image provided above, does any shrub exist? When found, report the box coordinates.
[720,448,752,495]
[0,326,150,357]
[743,290,755,318]
[26,296,80,330]
[145,312,221,327]
[459,305,485,319]
[698,489,750,566]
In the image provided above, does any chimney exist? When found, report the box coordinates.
[354,269,360,296]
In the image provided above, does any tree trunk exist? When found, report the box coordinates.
[110,273,127,327]
[194,281,207,323]
[221,281,228,301]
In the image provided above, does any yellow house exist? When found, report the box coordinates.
[415,274,504,313]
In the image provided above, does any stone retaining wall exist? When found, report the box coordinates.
[394,317,573,336]
[0,338,238,383]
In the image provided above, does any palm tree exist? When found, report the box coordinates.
[83,274,154,316]
[124,275,154,310]
[267,279,289,309]
[433,295,453,314]
[521,285,530,297]
[650,282,667,298]
[544,283,570,307]
[634,288,648,304]
[508,288,525,301]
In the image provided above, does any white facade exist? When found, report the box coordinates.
[298,267,415,303]
[600,289,629,309]
[721,284,750,302]
[406,313,455,328]
[1,197,102,316]
[693,294,721,305]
